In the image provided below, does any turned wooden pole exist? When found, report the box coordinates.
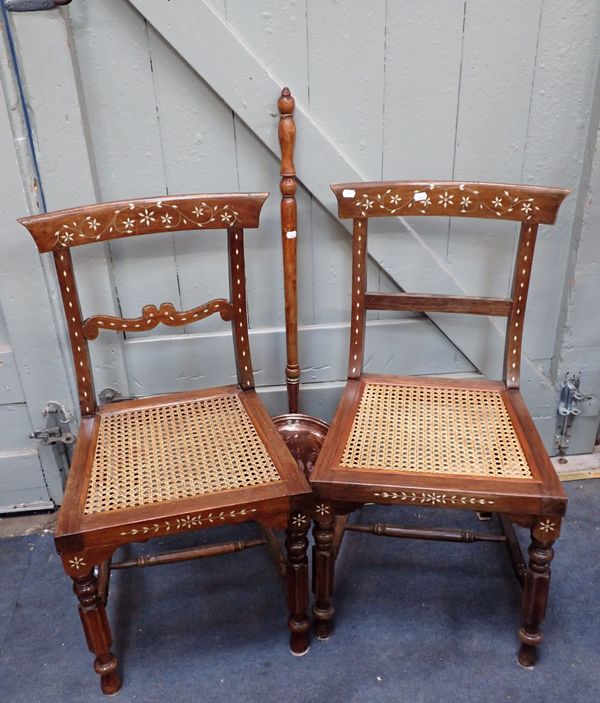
[278,87,300,414]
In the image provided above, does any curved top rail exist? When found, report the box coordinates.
[331,181,569,224]
[19,192,269,252]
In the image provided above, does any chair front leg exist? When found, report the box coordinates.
[312,501,336,640]
[285,509,311,656]
[73,568,121,694]
[518,517,561,668]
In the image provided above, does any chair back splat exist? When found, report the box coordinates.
[19,193,267,415]
[330,181,569,388]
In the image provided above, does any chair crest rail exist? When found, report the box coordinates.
[331,181,568,224]
[82,299,233,340]
[19,192,268,252]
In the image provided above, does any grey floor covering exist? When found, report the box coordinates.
[0,480,598,703]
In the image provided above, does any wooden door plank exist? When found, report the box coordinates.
[127,0,558,414]
[305,2,393,327]
[226,0,309,105]
[0,347,26,406]
[551,47,600,454]
[145,26,238,334]
[0,452,53,512]
[68,0,182,337]
[227,1,315,328]
[122,317,474,396]
[448,2,541,301]
[0,405,37,453]
[522,0,600,361]
[0,25,74,504]
[11,10,130,401]
[383,1,465,258]
[307,1,387,177]
[235,118,316,329]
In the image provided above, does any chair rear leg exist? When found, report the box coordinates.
[312,503,336,640]
[73,569,121,694]
[285,511,310,656]
[97,558,112,606]
[518,518,560,668]
[498,514,526,587]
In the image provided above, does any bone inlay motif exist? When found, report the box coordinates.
[53,200,240,247]
[82,299,233,339]
[68,556,86,570]
[374,491,495,506]
[354,184,539,220]
[120,507,257,536]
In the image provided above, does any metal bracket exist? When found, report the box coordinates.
[30,401,76,446]
[554,374,592,452]
[5,0,71,11]
[30,426,75,446]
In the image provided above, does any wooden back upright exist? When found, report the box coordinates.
[19,193,268,416]
[331,181,569,388]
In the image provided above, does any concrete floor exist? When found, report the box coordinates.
[0,511,56,539]
[0,480,599,703]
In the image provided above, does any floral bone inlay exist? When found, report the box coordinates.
[68,556,86,570]
[120,507,257,536]
[53,199,241,247]
[374,491,495,506]
[354,184,539,220]
[315,503,330,516]
[538,519,556,533]
[291,513,308,527]
[82,298,233,339]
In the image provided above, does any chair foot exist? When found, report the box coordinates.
[285,510,310,656]
[312,504,335,640]
[289,629,310,656]
[517,642,538,669]
[314,619,332,640]
[517,517,560,668]
[73,570,122,695]
[99,670,122,695]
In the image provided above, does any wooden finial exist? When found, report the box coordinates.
[278,87,295,115]
[278,88,297,183]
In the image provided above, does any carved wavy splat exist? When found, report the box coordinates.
[82,298,233,339]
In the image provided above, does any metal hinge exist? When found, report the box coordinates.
[5,0,71,11]
[554,374,592,452]
[30,401,76,446]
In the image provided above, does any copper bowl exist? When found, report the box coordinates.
[273,413,329,479]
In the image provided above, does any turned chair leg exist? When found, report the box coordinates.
[518,518,560,668]
[285,511,310,656]
[312,505,336,640]
[73,569,121,695]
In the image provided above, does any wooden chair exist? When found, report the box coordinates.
[19,192,312,695]
[310,180,569,667]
